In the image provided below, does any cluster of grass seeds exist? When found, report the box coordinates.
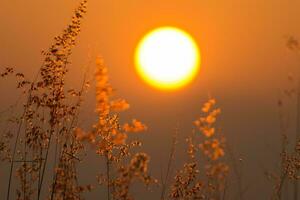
[75,57,157,200]
[168,99,229,200]
[265,36,300,200]
[1,1,90,199]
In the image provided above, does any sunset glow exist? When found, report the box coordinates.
[135,27,200,90]
[1,1,296,199]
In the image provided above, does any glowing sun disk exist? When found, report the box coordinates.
[135,27,200,90]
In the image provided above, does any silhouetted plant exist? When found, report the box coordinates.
[169,98,229,200]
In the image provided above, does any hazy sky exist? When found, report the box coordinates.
[1,0,300,199]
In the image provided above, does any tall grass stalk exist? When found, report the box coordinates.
[160,128,178,200]
[294,80,300,200]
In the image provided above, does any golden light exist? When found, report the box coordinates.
[135,26,200,90]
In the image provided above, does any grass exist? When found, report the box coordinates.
[1,1,300,199]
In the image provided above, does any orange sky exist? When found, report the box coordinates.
[1,0,300,199]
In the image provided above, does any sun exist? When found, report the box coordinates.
[135,26,200,90]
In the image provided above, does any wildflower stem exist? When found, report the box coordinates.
[227,144,243,200]
[37,128,54,200]
[106,153,111,200]
[293,80,300,200]
[50,136,59,200]
[6,112,24,200]
[161,128,177,200]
